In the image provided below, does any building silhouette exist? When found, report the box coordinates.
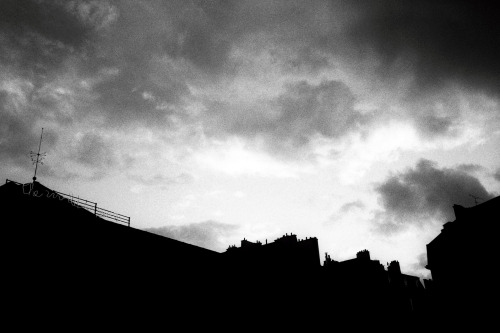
[4,177,496,326]
[322,249,427,316]
[224,233,320,272]
[1,179,222,322]
[426,195,500,318]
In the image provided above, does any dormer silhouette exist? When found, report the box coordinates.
[241,238,262,248]
[323,252,338,268]
[356,249,370,261]
[452,204,467,220]
[226,244,238,252]
[274,233,298,244]
[388,260,401,275]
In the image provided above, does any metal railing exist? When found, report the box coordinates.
[6,179,130,227]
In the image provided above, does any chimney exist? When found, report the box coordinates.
[356,249,370,261]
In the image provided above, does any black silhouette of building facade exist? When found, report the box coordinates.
[1,179,222,321]
[224,233,320,273]
[426,195,500,316]
[221,233,322,320]
[322,249,426,316]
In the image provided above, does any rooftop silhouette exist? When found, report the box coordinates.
[2,178,497,327]
[426,195,500,319]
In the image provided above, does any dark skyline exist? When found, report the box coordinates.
[3,178,497,326]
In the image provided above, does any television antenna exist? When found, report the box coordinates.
[469,194,482,206]
[30,128,46,182]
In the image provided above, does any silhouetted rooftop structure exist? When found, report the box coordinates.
[224,233,321,273]
[2,178,222,322]
[2,179,131,226]
[426,195,500,317]
[322,249,426,315]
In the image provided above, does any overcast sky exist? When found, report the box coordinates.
[2,0,499,278]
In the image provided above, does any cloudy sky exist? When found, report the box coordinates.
[2,0,499,278]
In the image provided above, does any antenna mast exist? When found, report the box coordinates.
[30,128,46,182]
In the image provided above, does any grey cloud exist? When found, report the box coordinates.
[66,1,118,31]
[37,167,81,182]
[409,253,430,279]
[494,169,500,182]
[0,0,97,79]
[2,0,498,167]
[374,159,495,234]
[273,80,365,139]
[0,91,58,169]
[186,1,500,99]
[414,114,457,138]
[90,59,190,128]
[129,173,193,187]
[340,1,500,97]
[4,0,499,104]
[340,200,366,213]
[187,0,500,141]
[0,0,185,129]
[372,217,404,236]
[237,1,500,138]
[71,132,116,169]
[402,86,467,138]
[411,253,428,272]
[144,220,240,252]
[0,0,89,46]
[73,1,212,127]
[82,0,361,130]
[0,91,37,164]
[455,164,485,174]
[205,80,371,152]
[325,200,366,226]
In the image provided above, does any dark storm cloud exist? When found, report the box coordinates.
[374,159,495,234]
[340,1,500,97]
[0,92,36,163]
[0,0,111,173]
[0,0,180,129]
[2,0,498,169]
[82,0,365,132]
[205,80,371,151]
[0,91,58,168]
[0,0,88,45]
[144,220,239,252]
[90,61,189,128]
[69,0,235,127]
[192,0,500,141]
[0,0,97,80]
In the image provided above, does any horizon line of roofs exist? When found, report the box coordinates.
[224,232,428,285]
[222,231,428,314]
